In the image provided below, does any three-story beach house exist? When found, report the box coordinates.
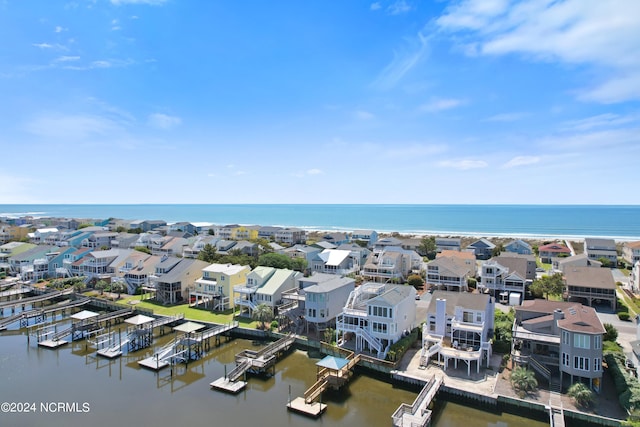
[191,263,250,311]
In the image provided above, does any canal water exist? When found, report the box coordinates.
[0,319,547,427]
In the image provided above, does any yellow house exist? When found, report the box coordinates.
[191,263,250,311]
[230,226,259,241]
[0,225,31,244]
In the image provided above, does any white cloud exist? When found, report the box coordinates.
[292,168,324,178]
[25,114,123,140]
[539,127,640,151]
[32,42,67,50]
[55,55,81,62]
[54,26,67,33]
[372,31,429,90]
[438,159,488,170]
[148,113,182,130]
[484,112,529,122]
[385,143,447,158]
[354,110,375,120]
[561,113,640,132]
[502,155,540,168]
[420,97,467,112]
[307,168,323,175]
[388,0,411,15]
[436,0,640,103]
[370,2,381,11]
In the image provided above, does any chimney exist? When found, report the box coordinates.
[435,298,447,337]
[553,309,564,335]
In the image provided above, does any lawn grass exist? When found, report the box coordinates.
[619,268,631,277]
[116,295,259,328]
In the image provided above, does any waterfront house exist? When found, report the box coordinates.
[191,263,250,311]
[42,247,77,280]
[216,224,240,240]
[258,226,282,240]
[336,282,416,359]
[294,273,355,334]
[233,266,300,316]
[504,239,533,255]
[553,253,602,273]
[168,221,198,235]
[80,248,133,282]
[421,291,494,377]
[479,257,530,303]
[311,241,337,250]
[425,256,474,291]
[466,238,496,260]
[361,246,422,283]
[310,249,358,275]
[8,244,57,279]
[399,238,422,254]
[274,227,307,245]
[495,254,537,281]
[631,261,640,294]
[117,252,161,294]
[321,232,350,246]
[0,224,31,244]
[564,266,616,311]
[584,238,617,267]
[28,227,59,244]
[538,243,571,264]
[351,229,378,247]
[512,300,605,392]
[57,247,92,278]
[623,241,640,265]
[153,258,210,305]
[182,236,219,259]
[373,237,403,249]
[128,219,167,232]
[279,244,321,265]
[435,237,461,253]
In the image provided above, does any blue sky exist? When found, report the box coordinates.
[1,0,639,204]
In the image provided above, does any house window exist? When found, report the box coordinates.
[594,358,601,372]
[476,312,482,323]
[562,331,570,345]
[463,312,473,323]
[574,334,590,349]
[574,356,590,371]
[372,322,388,333]
[308,308,316,318]
[562,352,570,367]
[389,308,393,318]
[594,335,601,349]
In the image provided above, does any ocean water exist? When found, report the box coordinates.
[1,204,639,240]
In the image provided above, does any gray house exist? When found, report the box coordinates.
[512,300,605,392]
[584,238,617,267]
[467,238,496,260]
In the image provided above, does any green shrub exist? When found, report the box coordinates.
[386,328,420,362]
[619,312,631,321]
[605,352,640,412]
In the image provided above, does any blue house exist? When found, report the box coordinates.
[467,238,496,260]
[504,239,532,255]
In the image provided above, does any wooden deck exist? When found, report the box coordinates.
[38,339,69,349]
[286,397,327,418]
[391,375,442,427]
[209,377,247,394]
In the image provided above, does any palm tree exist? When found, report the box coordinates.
[567,382,594,408]
[111,282,126,299]
[252,303,274,330]
[95,280,108,295]
[510,366,538,396]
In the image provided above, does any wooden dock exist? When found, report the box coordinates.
[549,392,565,427]
[210,333,296,393]
[286,397,327,418]
[0,297,91,331]
[391,375,442,427]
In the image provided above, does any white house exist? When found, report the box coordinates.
[310,249,358,275]
[233,266,300,316]
[421,291,494,376]
[336,282,416,359]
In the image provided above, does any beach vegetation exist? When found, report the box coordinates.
[492,243,504,257]
[270,320,279,332]
[386,327,420,363]
[407,274,424,290]
[598,257,612,268]
[252,303,274,330]
[134,246,151,255]
[604,323,618,342]
[418,236,437,259]
[115,226,127,232]
[78,223,93,229]
[197,244,218,263]
[354,240,368,248]
[258,253,294,269]
[510,367,537,396]
[128,227,143,234]
[567,382,594,408]
[493,308,514,353]
[111,281,126,298]
[605,352,640,414]
[530,273,564,300]
[95,280,108,295]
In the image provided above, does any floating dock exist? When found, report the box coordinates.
[286,397,327,418]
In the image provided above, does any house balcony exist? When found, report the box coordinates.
[341,307,367,318]
[427,276,464,287]
[451,319,484,334]
[233,284,258,294]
